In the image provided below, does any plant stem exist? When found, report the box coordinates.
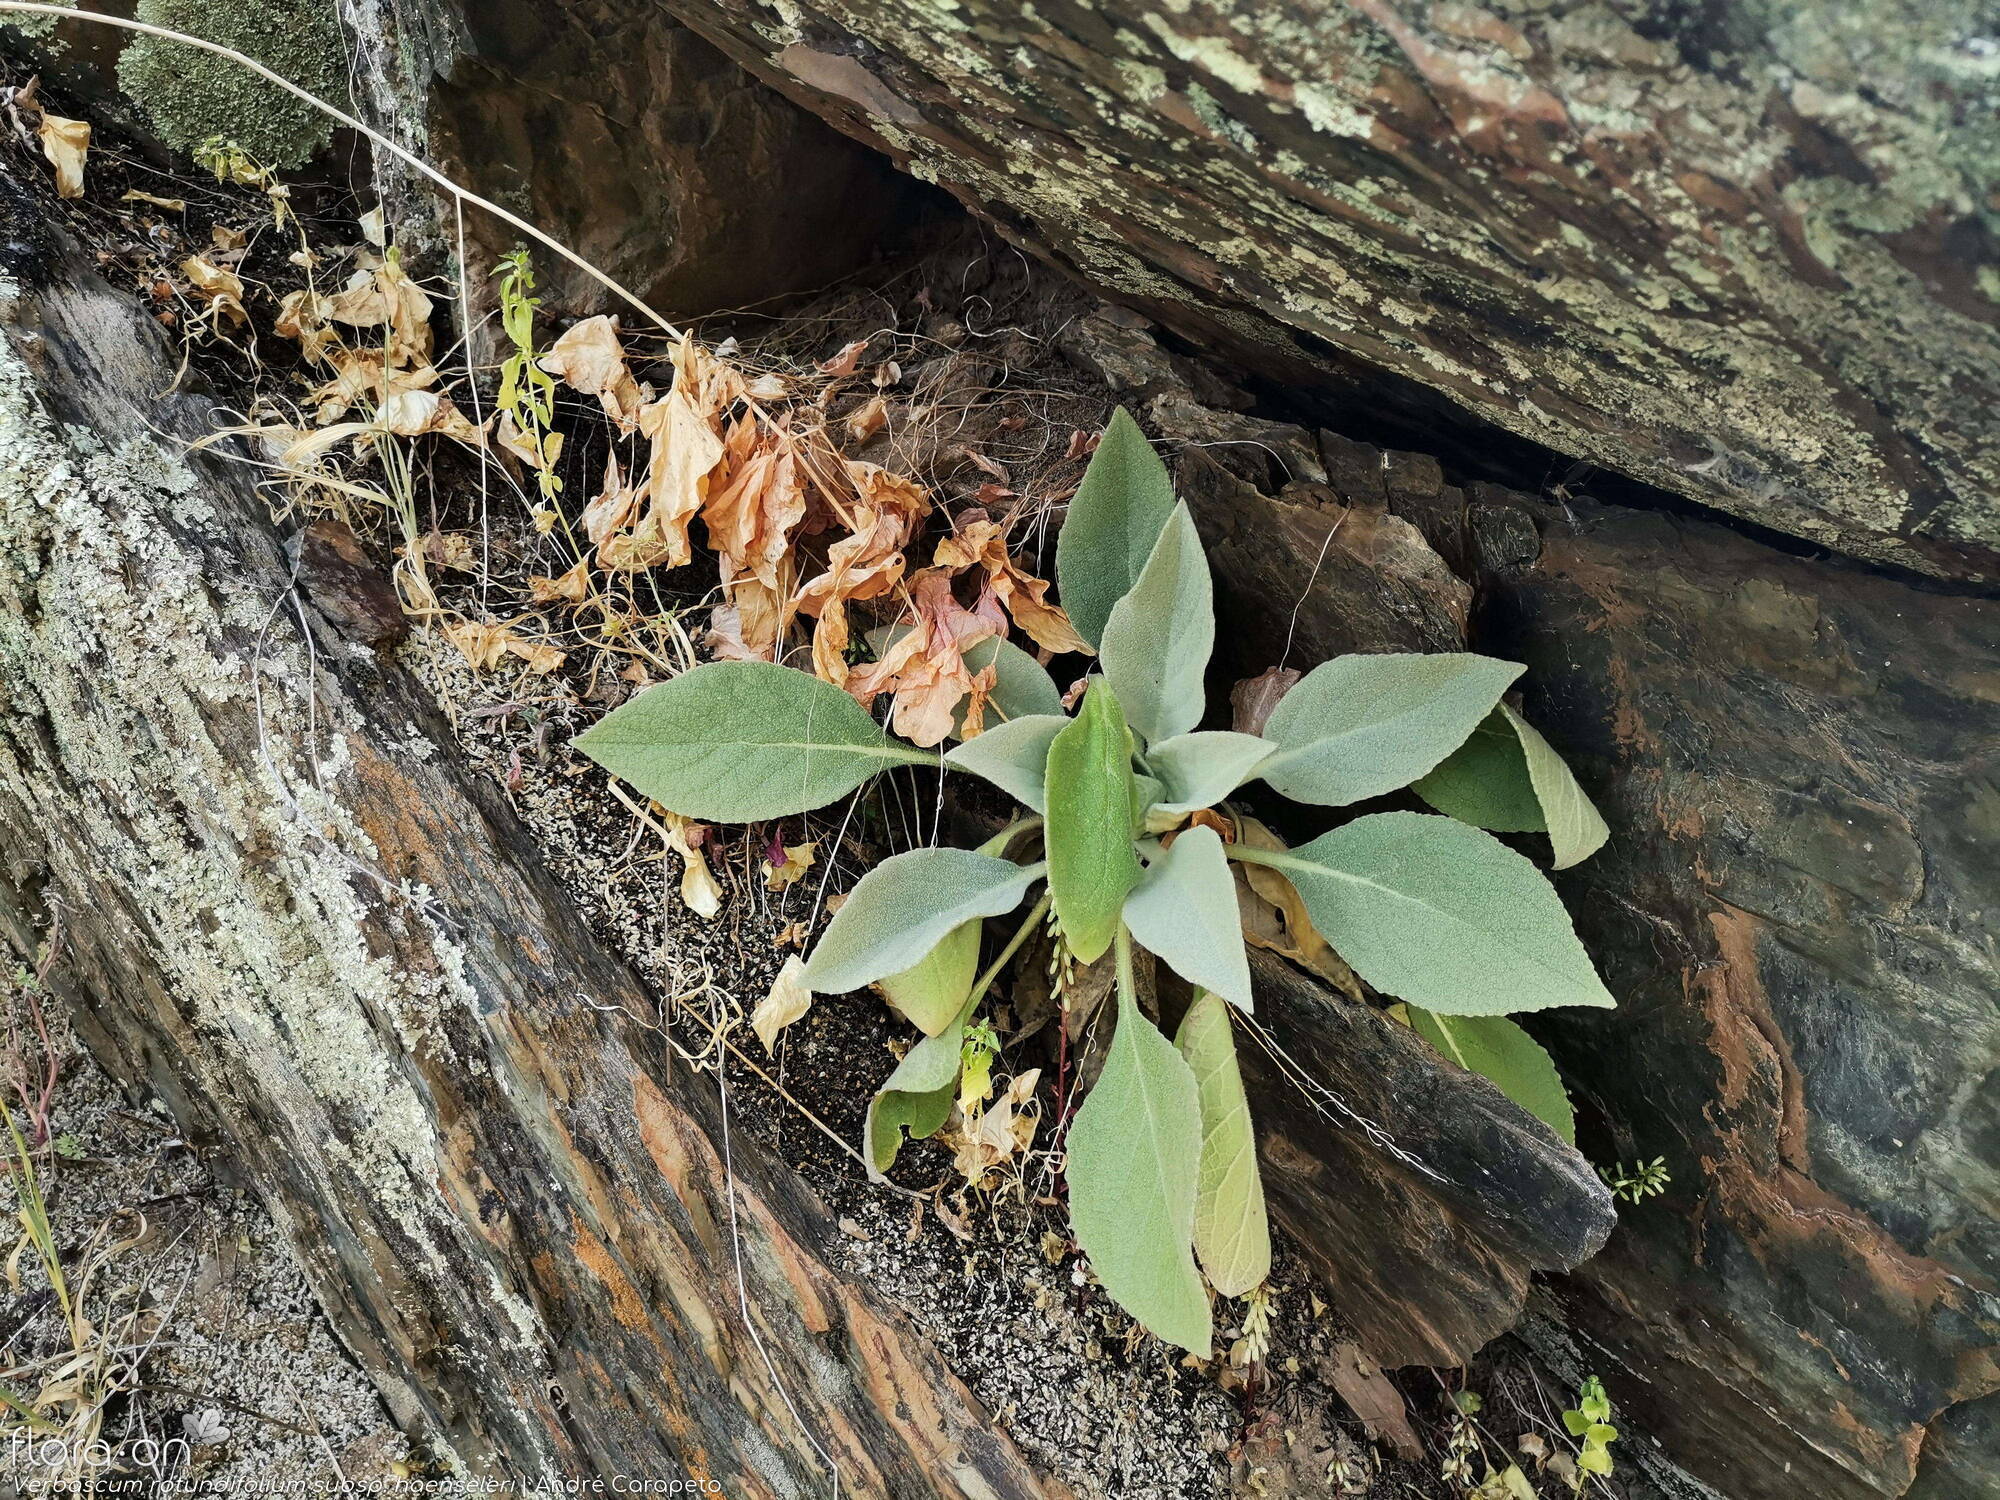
[957,891,1052,1024]
[1223,842,1284,870]
[1114,922,1136,1017]
[976,815,1044,858]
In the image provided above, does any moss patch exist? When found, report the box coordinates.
[117,0,345,169]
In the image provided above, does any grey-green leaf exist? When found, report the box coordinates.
[1414,704,1608,869]
[876,918,983,1036]
[866,1024,965,1175]
[1066,951,1211,1352]
[1100,503,1213,746]
[1507,705,1608,869]
[1259,653,1524,807]
[1176,990,1270,1297]
[1056,407,1178,648]
[869,626,1065,735]
[943,714,1068,812]
[1405,1006,1576,1144]
[802,848,1042,995]
[1250,811,1615,1015]
[1146,731,1275,815]
[575,660,930,822]
[1411,709,1544,832]
[1125,826,1253,1010]
[1045,681,1143,963]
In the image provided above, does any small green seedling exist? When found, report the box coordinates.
[493,249,564,500]
[1562,1376,1619,1487]
[577,408,1615,1352]
[1600,1156,1671,1203]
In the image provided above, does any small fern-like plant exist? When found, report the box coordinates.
[576,410,1615,1352]
[493,249,564,501]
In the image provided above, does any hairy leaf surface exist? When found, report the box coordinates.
[1405,1006,1576,1143]
[1177,990,1270,1297]
[943,714,1068,812]
[1125,826,1253,1009]
[1055,408,1178,647]
[803,848,1041,995]
[1414,704,1608,868]
[575,660,929,821]
[1100,504,1213,745]
[866,1022,966,1175]
[1260,653,1523,807]
[876,918,983,1036]
[1250,812,1614,1015]
[1045,682,1142,963]
[1067,941,1211,1352]
[1146,731,1275,815]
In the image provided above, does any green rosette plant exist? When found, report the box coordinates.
[576,408,1614,1353]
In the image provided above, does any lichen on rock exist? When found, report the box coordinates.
[117,0,346,168]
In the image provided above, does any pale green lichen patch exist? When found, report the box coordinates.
[0,276,555,1464]
[698,0,2000,574]
[117,0,346,168]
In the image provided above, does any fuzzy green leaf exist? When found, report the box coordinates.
[1125,826,1253,1010]
[1066,936,1211,1352]
[1100,504,1213,746]
[869,626,1065,736]
[574,660,930,822]
[1509,705,1608,869]
[1056,407,1178,648]
[1410,710,1544,831]
[876,919,983,1037]
[802,848,1041,995]
[1045,681,1143,963]
[1246,812,1614,1015]
[1176,990,1270,1297]
[1404,1006,1576,1143]
[943,714,1068,812]
[1146,731,1276,816]
[1414,704,1608,869]
[865,1024,965,1175]
[1259,653,1524,807]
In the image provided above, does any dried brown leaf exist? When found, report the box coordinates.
[763,841,817,891]
[38,114,88,199]
[817,338,869,376]
[844,568,1001,747]
[752,956,813,1054]
[325,259,433,367]
[377,389,485,445]
[662,811,722,918]
[932,509,1089,655]
[121,189,185,212]
[528,561,591,603]
[1231,666,1301,737]
[1321,1342,1422,1461]
[845,393,888,443]
[179,255,247,326]
[1233,814,1361,998]
[602,337,736,571]
[539,315,645,433]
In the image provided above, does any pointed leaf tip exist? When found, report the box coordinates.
[574,660,928,822]
[1067,958,1211,1353]
[1045,682,1142,963]
[1056,408,1178,649]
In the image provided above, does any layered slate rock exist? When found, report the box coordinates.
[1134,377,2000,1499]
[337,0,928,317]
[0,233,1065,1499]
[652,0,2000,580]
